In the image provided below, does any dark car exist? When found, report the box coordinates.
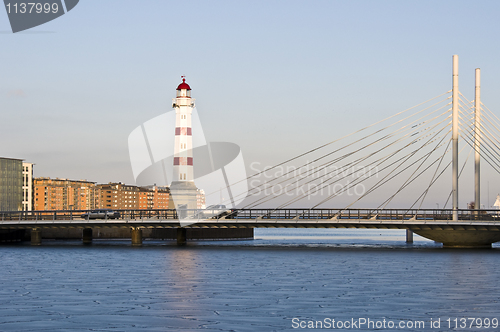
[81,209,121,220]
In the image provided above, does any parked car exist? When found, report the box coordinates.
[81,209,121,220]
[198,205,231,218]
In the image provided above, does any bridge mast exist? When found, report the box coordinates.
[452,55,459,221]
[474,68,481,212]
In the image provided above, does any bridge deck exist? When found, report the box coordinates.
[2,218,500,232]
[2,209,500,231]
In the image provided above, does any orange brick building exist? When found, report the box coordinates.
[34,179,175,211]
[95,183,169,210]
[34,178,96,211]
[138,185,170,209]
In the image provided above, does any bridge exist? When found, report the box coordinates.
[2,208,500,247]
[4,55,500,248]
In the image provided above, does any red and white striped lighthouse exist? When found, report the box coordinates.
[172,76,195,183]
[169,76,199,212]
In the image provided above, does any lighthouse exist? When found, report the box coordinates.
[169,76,199,211]
[173,76,194,183]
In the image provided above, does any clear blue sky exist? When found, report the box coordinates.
[2,0,500,207]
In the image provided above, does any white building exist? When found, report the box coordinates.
[22,162,33,211]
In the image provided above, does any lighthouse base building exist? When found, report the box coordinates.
[168,181,199,212]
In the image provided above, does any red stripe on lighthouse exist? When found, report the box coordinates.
[173,157,194,166]
[175,127,192,136]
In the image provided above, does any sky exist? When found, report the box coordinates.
[2,0,500,209]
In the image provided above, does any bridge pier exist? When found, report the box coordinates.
[406,229,413,243]
[413,229,497,248]
[131,227,142,246]
[177,228,187,246]
[82,228,92,245]
[31,228,42,246]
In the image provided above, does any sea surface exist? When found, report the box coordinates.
[1,229,499,331]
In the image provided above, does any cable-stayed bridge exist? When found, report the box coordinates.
[3,55,500,248]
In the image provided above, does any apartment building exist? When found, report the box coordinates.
[138,185,169,209]
[0,157,23,211]
[95,183,170,210]
[34,178,96,211]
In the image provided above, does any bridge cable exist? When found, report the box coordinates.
[458,105,500,169]
[202,91,452,202]
[307,122,452,210]
[459,113,500,167]
[379,134,452,211]
[247,115,452,209]
[375,138,451,213]
[460,127,500,173]
[240,109,452,209]
[234,96,452,206]
[412,139,453,210]
[343,127,452,212]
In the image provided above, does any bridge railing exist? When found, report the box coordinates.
[1,208,499,222]
[0,209,179,221]
[0,210,87,221]
[228,208,500,221]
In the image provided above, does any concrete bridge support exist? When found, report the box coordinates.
[406,229,413,243]
[131,227,142,246]
[31,228,42,246]
[177,228,187,246]
[82,228,92,245]
[413,229,499,248]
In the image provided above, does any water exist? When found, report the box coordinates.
[1,229,500,331]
